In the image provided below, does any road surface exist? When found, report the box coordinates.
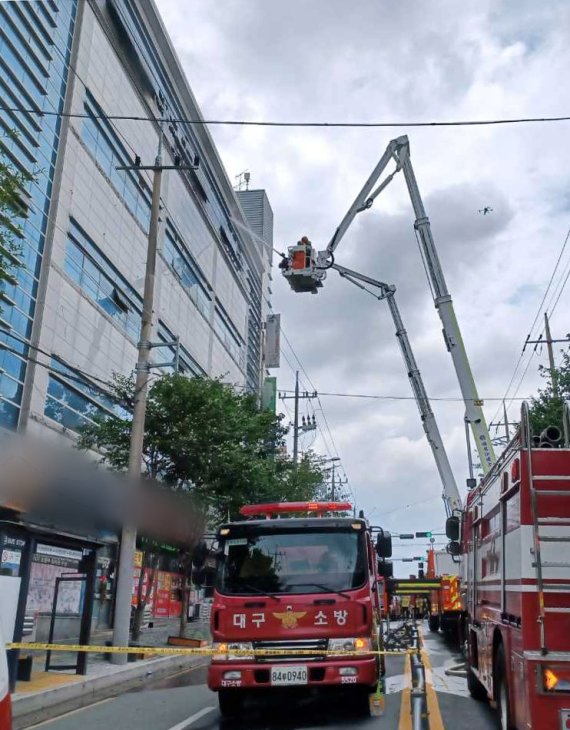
[25,623,499,729]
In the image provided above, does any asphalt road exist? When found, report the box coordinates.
[25,623,500,729]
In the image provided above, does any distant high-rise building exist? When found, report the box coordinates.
[0,0,273,438]
[236,189,274,392]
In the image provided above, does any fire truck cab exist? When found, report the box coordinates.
[463,403,570,730]
[208,502,388,718]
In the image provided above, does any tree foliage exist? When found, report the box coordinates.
[528,347,570,436]
[78,373,326,523]
[0,136,32,287]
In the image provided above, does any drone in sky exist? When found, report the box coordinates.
[478,206,494,215]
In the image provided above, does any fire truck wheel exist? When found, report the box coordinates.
[350,686,371,717]
[466,665,487,701]
[494,644,513,730]
[428,615,440,632]
[218,689,243,718]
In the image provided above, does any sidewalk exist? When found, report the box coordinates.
[12,617,211,729]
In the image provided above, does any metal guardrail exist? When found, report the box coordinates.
[409,623,429,730]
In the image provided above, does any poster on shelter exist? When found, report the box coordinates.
[25,544,83,615]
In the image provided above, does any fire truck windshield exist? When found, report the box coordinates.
[217,528,366,596]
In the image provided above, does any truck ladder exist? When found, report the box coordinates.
[524,401,570,655]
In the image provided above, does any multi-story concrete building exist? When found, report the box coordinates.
[0,0,273,442]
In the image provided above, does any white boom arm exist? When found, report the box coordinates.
[285,135,495,473]
[334,263,462,515]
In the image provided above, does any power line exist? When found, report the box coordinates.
[279,329,355,504]
[2,105,570,129]
[275,388,535,402]
[491,227,570,425]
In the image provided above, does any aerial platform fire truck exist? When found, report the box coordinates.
[456,402,570,730]
[208,501,392,718]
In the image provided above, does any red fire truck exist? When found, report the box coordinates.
[427,547,462,637]
[208,501,391,717]
[459,403,570,730]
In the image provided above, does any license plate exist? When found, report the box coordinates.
[270,665,308,686]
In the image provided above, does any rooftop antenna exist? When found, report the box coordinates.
[234,170,251,191]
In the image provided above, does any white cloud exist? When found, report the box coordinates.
[156,0,570,574]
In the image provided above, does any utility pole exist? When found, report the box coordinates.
[523,315,570,399]
[293,371,300,465]
[112,133,198,664]
[279,378,317,466]
[544,312,559,398]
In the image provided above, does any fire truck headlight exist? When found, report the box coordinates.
[542,667,570,692]
[329,637,371,656]
[212,642,254,661]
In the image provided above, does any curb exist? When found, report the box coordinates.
[12,653,208,729]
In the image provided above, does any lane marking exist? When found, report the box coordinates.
[420,634,445,730]
[398,653,412,730]
[166,706,216,729]
[25,698,112,728]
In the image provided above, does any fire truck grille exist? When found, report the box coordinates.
[252,639,328,663]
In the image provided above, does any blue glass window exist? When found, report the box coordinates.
[64,219,142,340]
[81,91,151,231]
[162,221,211,318]
[214,305,244,366]
[44,357,130,432]
[156,320,205,377]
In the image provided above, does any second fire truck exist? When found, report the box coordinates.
[457,402,570,730]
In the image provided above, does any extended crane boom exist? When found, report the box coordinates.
[333,263,461,515]
[282,135,495,473]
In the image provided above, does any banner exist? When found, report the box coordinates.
[265,314,281,368]
[262,377,277,412]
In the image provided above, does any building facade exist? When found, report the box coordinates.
[0,0,273,442]
[0,0,273,650]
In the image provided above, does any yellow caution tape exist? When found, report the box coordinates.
[7,642,413,657]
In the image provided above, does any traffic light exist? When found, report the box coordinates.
[415,531,432,538]
[418,561,425,579]
[399,533,415,539]
[412,556,423,561]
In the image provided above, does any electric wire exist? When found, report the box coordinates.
[492,226,570,424]
[2,105,570,129]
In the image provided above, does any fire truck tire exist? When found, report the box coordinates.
[428,615,440,632]
[467,665,487,701]
[218,689,243,718]
[494,644,513,730]
[350,686,371,717]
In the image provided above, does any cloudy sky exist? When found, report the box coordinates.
[156,0,570,571]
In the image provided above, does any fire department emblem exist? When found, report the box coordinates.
[273,605,306,629]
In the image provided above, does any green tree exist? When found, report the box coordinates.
[78,373,326,637]
[0,137,31,287]
[529,347,570,436]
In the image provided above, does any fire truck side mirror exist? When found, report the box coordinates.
[377,560,393,579]
[445,515,460,541]
[375,530,392,558]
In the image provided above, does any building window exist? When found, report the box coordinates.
[156,320,205,377]
[64,219,142,341]
[214,305,244,367]
[163,221,211,318]
[44,357,129,431]
[81,91,151,231]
